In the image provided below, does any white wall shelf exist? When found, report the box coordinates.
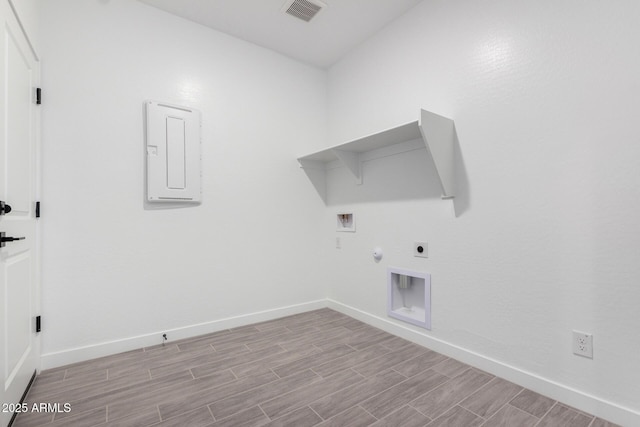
[297,109,456,203]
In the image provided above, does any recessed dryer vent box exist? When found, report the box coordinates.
[336,213,355,232]
[145,101,201,204]
[387,267,431,329]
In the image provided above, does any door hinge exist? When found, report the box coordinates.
[35,201,40,218]
[36,316,41,333]
[36,87,42,105]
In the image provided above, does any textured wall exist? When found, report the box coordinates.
[34,0,640,422]
[325,0,640,418]
[38,0,328,359]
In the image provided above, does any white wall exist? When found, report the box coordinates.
[325,0,640,422]
[8,0,39,55]
[36,0,640,423]
[38,0,328,363]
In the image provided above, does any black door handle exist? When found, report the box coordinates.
[0,232,25,248]
[0,201,11,215]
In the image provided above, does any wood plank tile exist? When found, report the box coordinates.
[12,410,55,427]
[232,346,320,378]
[392,350,448,378]
[53,370,194,421]
[106,369,236,422]
[175,331,250,353]
[360,332,406,350]
[174,330,233,351]
[409,368,493,419]
[313,308,349,320]
[27,369,151,402]
[109,343,217,379]
[265,406,322,427]
[229,324,262,333]
[29,369,66,387]
[430,358,472,378]
[158,371,278,420]
[590,418,622,427]
[286,320,333,334]
[247,327,319,352]
[370,405,431,427]
[209,369,322,420]
[215,327,292,352]
[273,325,353,351]
[260,369,364,419]
[27,369,109,401]
[13,310,613,427]
[251,311,325,331]
[481,404,538,427]
[343,329,397,351]
[315,406,377,427]
[324,316,369,331]
[302,328,360,351]
[104,406,160,426]
[275,316,333,333]
[508,388,556,418]
[311,344,391,378]
[377,335,413,351]
[426,405,483,427]
[142,343,183,355]
[63,367,108,382]
[536,403,594,427]
[207,406,269,427]
[352,343,427,378]
[190,345,284,379]
[272,344,355,378]
[43,348,148,377]
[148,344,250,379]
[49,407,107,427]
[252,318,293,332]
[155,406,214,426]
[361,369,450,419]
[310,369,406,420]
[459,377,523,418]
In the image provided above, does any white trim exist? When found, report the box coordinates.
[7,0,39,60]
[39,298,640,426]
[40,300,326,370]
[326,299,640,427]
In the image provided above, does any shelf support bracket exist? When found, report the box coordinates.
[332,149,362,185]
[298,159,327,203]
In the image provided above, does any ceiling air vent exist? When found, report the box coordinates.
[282,0,326,22]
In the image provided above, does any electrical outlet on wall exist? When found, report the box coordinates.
[572,331,593,359]
[414,242,428,258]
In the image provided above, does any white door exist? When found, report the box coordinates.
[0,1,40,426]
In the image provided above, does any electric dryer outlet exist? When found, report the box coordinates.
[414,242,428,258]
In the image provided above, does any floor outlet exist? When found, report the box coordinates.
[572,331,593,358]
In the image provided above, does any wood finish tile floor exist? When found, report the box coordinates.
[14,309,620,427]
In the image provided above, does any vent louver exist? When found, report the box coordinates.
[283,0,325,22]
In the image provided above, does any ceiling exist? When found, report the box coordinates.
[137,0,424,68]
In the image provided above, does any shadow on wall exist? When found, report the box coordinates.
[452,126,470,217]
[326,132,470,217]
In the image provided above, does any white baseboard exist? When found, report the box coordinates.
[40,299,327,370]
[40,298,639,426]
[326,299,640,427]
